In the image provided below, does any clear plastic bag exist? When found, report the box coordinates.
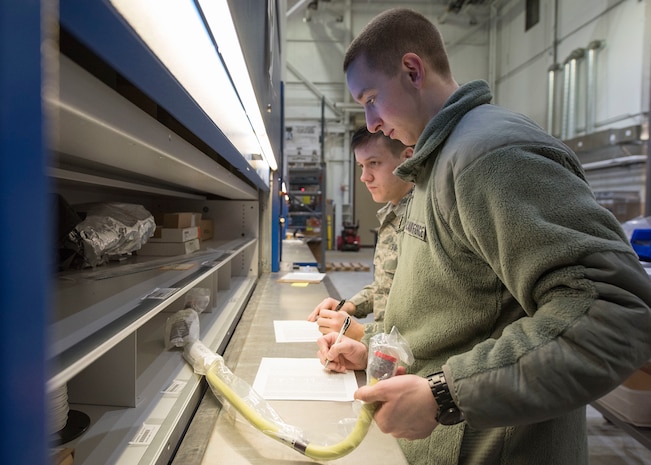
[184,287,211,313]
[367,326,415,383]
[164,309,200,350]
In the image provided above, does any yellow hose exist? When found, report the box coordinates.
[205,369,281,434]
[303,401,377,460]
[205,364,380,461]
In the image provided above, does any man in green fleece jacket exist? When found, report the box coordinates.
[316,8,651,465]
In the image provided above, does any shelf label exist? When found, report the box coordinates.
[161,379,187,395]
[142,288,179,300]
[129,423,161,446]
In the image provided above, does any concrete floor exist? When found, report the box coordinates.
[324,247,651,465]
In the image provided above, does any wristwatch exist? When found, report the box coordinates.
[426,371,464,425]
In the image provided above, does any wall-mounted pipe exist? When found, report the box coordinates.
[561,48,585,140]
[561,59,571,140]
[585,40,605,135]
[546,63,561,135]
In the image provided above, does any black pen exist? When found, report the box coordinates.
[334,299,346,311]
[324,315,351,369]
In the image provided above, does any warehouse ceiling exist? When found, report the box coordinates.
[286,0,493,26]
[283,0,495,124]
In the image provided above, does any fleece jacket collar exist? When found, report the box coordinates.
[395,80,493,182]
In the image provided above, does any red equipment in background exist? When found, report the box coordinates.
[337,221,360,251]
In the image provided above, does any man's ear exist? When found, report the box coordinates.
[402,53,425,88]
[402,147,414,160]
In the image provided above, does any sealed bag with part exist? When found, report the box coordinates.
[367,326,415,383]
[64,202,156,267]
[184,287,211,313]
[165,308,200,350]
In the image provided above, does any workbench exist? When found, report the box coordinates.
[171,243,408,465]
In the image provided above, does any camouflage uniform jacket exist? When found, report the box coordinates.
[348,188,413,336]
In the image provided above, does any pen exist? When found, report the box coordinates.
[334,299,346,311]
[324,314,351,369]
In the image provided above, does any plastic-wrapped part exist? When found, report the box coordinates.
[64,203,156,267]
[179,328,415,461]
[367,326,415,383]
[184,287,211,313]
[165,309,200,350]
[183,340,364,460]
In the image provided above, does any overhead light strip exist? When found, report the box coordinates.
[109,0,276,171]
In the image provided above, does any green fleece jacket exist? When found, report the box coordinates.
[385,80,651,465]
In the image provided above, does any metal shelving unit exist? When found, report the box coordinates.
[28,1,282,464]
[287,163,327,271]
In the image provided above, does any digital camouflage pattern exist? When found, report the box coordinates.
[348,188,413,336]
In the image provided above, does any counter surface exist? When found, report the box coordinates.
[172,264,408,464]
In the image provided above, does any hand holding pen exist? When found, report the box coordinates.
[324,314,351,368]
[307,297,347,322]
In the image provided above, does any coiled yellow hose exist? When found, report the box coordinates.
[205,364,379,461]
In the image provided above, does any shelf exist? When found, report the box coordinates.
[288,211,322,216]
[58,0,273,192]
[48,54,257,201]
[43,3,273,465]
[49,237,256,391]
[64,275,257,465]
[288,190,322,196]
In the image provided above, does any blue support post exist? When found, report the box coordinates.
[0,1,49,464]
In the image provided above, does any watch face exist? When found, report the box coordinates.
[438,406,464,425]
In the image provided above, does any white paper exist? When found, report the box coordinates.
[252,358,358,401]
[277,272,326,283]
[273,320,322,343]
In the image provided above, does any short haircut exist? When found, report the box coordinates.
[350,126,409,158]
[343,8,451,79]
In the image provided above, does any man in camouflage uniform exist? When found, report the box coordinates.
[308,127,413,340]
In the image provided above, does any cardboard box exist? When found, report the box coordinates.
[138,238,200,256]
[50,447,74,465]
[149,226,199,243]
[622,368,651,391]
[597,367,651,427]
[163,212,202,229]
[598,384,651,427]
[200,219,213,241]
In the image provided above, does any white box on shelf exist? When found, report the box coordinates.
[148,226,199,243]
[138,238,200,256]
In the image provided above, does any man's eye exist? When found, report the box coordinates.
[367,97,375,105]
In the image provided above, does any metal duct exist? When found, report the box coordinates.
[561,48,585,140]
[547,63,561,135]
[561,60,571,140]
[585,40,605,135]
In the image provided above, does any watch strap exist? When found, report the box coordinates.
[427,371,464,425]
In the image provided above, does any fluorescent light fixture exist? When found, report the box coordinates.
[110,0,277,172]
[198,0,278,171]
[281,182,289,202]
